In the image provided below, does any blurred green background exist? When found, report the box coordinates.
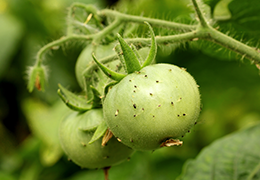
[1,0,260,179]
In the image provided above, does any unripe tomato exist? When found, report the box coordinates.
[75,43,117,90]
[103,63,200,151]
[59,109,134,169]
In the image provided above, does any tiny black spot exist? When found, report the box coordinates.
[104,156,109,159]
[137,71,141,74]
[150,93,153,96]
[130,138,133,142]
[134,85,137,88]
[133,104,137,108]
[188,130,190,133]
[194,122,197,125]
[177,115,180,117]
[133,90,136,93]
[108,73,111,77]
[181,135,184,138]
[142,108,144,111]
[171,102,174,106]
[183,113,186,116]
[129,80,132,82]
[156,80,159,83]
[153,115,155,118]
[144,75,148,77]
[134,114,136,117]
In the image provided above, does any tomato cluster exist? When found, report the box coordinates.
[58,23,200,171]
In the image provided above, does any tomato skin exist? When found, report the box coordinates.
[103,63,201,151]
[75,43,117,90]
[59,109,134,169]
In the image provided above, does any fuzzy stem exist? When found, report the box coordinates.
[92,18,122,44]
[191,0,209,28]
[35,35,93,67]
[99,9,197,31]
[201,26,260,63]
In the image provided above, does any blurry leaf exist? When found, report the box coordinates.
[19,161,42,180]
[213,0,233,21]
[0,12,24,79]
[0,172,16,180]
[22,99,71,166]
[39,143,63,167]
[178,123,260,180]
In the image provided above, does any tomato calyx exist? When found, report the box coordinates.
[92,21,157,82]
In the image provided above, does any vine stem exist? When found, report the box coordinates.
[99,9,197,31]
[35,35,93,67]
[191,0,209,28]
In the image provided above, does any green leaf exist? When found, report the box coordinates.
[21,99,69,166]
[0,13,24,80]
[88,120,107,144]
[92,53,126,81]
[178,123,260,180]
[78,108,104,131]
[213,0,233,21]
[117,33,141,73]
[57,84,92,111]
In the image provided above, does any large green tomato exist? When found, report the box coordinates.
[103,63,201,151]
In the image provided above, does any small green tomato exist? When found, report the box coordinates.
[59,109,134,169]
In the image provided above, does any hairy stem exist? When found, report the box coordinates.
[35,35,93,67]
[99,9,197,31]
[191,0,209,28]
[201,26,260,63]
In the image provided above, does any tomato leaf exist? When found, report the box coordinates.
[178,123,260,180]
[57,84,92,111]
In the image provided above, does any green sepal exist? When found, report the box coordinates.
[114,44,127,71]
[27,65,47,92]
[78,109,104,131]
[57,84,92,112]
[104,81,118,97]
[88,120,107,144]
[92,53,126,81]
[131,44,144,63]
[141,22,157,68]
[117,33,141,73]
[89,85,102,108]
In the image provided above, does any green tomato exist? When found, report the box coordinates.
[103,63,201,151]
[59,109,134,169]
[75,43,117,90]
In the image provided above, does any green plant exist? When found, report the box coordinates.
[26,0,260,179]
